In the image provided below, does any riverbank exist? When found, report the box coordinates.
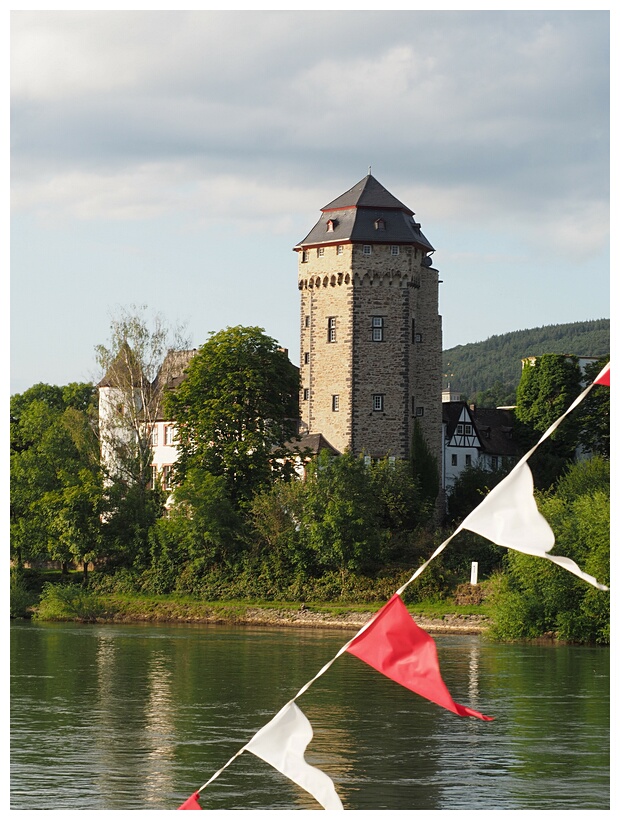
[92,598,491,634]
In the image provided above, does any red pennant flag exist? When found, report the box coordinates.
[593,361,610,386]
[346,594,493,721]
[178,791,202,810]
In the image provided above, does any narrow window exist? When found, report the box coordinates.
[415,407,424,417]
[451,454,458,467]
[303,388,309,401]
[363,245,372,255]
[373,394,384,412]
[364,455,372,467]
[164,425,175,446]
[465,454,472,467]
[391,245,399,255]
[457,423,464,434]
[465,424,472,435]
[149,426,158,446]
[304,351,310,365]
[327,317,336,343]
[305,315,310,328]
[491,456,499,470]
[411,396,415,413]
[415,333,423,343]
[372,316,384,342]
[151,465,158,486]
[411,319,416,343]
[332,395,339,412]
[301,250,309,263]
[388,456,396,467]
[336,245,343,255]
[162,465,173,491]
[317,247,325,257]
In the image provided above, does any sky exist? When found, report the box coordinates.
[9,8,611,396]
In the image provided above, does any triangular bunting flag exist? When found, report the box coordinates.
[346,594,493,721]
[459,461,608,590]
[244,701,344,810]
[178,791,202,810]
[593,361,610,386]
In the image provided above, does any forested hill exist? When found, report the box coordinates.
[442,319,610,400]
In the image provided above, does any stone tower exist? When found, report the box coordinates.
[294,174,442,465]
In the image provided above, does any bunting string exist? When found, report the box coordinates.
[179,361,610,809]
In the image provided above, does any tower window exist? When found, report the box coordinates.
[363,245,372,255]
[415,333,422,343]
[372,316,384,342]
[303,388,309,401]
[391,245,399,255]
[305,315,310,328]
[336,245,343,255]
[372,394,384,412]
[415,407,424,417]
[327,317,337,343]
[332,395,340,412]
[317,247,325,257]
[304,352,310,365]
[301,250,309,263]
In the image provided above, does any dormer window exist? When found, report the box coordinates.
[326,219,338,232]
[374,218,386,231]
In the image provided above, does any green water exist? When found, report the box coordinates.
[10,620,609,810]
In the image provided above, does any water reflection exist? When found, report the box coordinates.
[10,621,609,810]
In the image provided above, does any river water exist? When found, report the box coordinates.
[10,619,609,811]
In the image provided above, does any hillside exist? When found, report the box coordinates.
[442,319,610,401]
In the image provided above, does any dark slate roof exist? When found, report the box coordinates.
[442,401,473,438]
[294,175,434,252]
[282,431,340,457]
[96,342,147,388]
[472,407,518,458]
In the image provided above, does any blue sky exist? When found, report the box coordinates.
[9,9,610,395]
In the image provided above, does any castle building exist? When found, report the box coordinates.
[294,174,442,464]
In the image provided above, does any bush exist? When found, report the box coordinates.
[34,582,107,622]
[10,569,36,618]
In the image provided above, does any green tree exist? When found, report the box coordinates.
[10,383,103,572]
[410,419,440,509]
[166,325,300,506]
[298,450,384,580]
[575,355,610,458]
[490,457,609,644]
[515,354,583,488]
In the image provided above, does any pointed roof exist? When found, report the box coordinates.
[294,174,434,252]
[96,342,147,388]
[322,174,413,214]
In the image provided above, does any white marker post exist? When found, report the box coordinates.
[470,561,478,585]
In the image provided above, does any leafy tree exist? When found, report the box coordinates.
[166,325,300,506]
[297,450,384,580]
[515,354,583,488]
[10,383,103,572]
[575,355,610,458]
[446,463,510,524]
[410,419,440,509]
[490,457,609,644]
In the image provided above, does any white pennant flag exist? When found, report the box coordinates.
[459,461,608,590]
[244,701,344,810]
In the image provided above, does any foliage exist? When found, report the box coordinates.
[515,353,583,488]
[10,568,36,618]
[489,457,609,644]
[166,325,300,506]
[446,463,510,523]
[34,581,107,622]
[10,383,103,569]
[409,419,440,509]
[574,355,610,458]
[442,318,609,398]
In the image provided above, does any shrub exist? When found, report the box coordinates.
[34,582,107,622]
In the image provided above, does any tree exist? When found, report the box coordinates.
[10,383,103,572]
[166,325,300,506]
[515,354,583,488]
[95,304,190,490]
[576,355,610,458]
[410,419,440,509]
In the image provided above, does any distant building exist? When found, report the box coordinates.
[295,174,442,466]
